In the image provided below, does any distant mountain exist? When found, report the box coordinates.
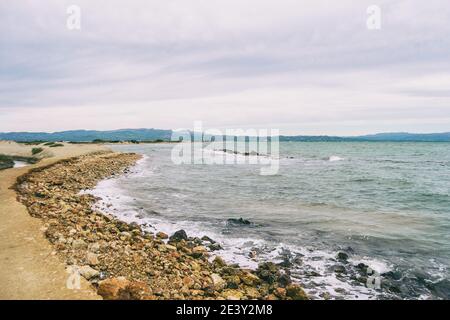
[0,129,449,142]
[280,132,450,142]
[279,135,347,142]
[0,129,172,142]
[350,132,450,142]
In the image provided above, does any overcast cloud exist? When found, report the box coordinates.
[0,0,449,135]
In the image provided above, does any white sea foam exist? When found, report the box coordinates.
[328,155,344,162]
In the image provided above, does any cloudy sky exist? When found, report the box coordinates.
[1,0,449,135]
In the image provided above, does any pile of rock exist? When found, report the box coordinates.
[15,151,307,300]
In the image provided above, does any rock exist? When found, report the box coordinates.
[86,252,99,266]
[331,265,347,274]
[277,273,292,287]
[165,244,177,251]
[256,262,279,284]
[285,284,308,300]
[72,239,87,249]
[222,289,243,300]
[226,275,241,289]
[182,276,195,288]
[169,230,188,242]
[208,243,223,251]
[98,277,130,300]
[356,263,369,273]
[211,273,226,291]
[274,287,286,298]
[227,218,251,225]
[213,256,226,268]
[118,281,152,300]
[240,272,260,286]
[245,287,260,299]
[192,246,207,258]
[119,231,131,239]
[129,222,140,230]
[89,242,101,253]
[201,236,216,243]
[336,251,349,262]
[156,231,168,239]
[79,265,99,280]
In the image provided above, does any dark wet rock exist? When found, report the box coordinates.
[256,262,280,284]
[277,273,292,287]
[285,284,308,300]
[382,270,402,281]
[227,218,251,225]
[129,222,140,230]
[277,259,293,268]
[336,251,349,262]
[356,263,369,273]
[169,229,188,242]
[34,192,47,198]
[201,235,216,243]
[292,255,303,265]
[208,243,223,251]
[334,287,347,294]
[305,271,321,277]
[116,221,129,232]
[331,265,347,274]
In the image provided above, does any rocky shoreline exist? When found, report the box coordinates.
[14,151,307,300]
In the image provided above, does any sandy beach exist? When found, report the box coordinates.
[0,141,307,300]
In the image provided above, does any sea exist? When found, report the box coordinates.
[87,142,450,300]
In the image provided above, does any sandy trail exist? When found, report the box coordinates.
[0,142,107,299]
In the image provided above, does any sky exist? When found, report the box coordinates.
[0,0,449,135]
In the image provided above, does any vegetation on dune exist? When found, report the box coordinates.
[49,143,64,147]
[32,147,44,155]
[0,154,39,170]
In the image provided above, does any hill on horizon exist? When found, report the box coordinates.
[0,129,449,142]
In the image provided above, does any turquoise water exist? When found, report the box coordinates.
[95,142,450,299]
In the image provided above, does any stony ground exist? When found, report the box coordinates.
[15,151,307,300]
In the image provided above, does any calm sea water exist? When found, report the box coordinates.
[91,142,450,299]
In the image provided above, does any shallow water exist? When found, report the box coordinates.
[89,142,450,299]
[13,161,29,168]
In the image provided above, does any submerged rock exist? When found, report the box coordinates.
[336,251,349,262]
[227,218,251,225]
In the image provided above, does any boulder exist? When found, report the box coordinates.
[211,273,226,291]
[79,265,99,280]
[156,231,168,239]
[98,277,130,300]
[240,272,260,286]
[86,252,99,266]
[169,229,188,242]
[285,284,308,300]
[336,251,349,262]
[72,239,87,249]
[227,218,251,225]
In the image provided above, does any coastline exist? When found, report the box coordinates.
[8,150,308,300]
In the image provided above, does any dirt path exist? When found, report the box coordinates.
[0,144,107,299]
